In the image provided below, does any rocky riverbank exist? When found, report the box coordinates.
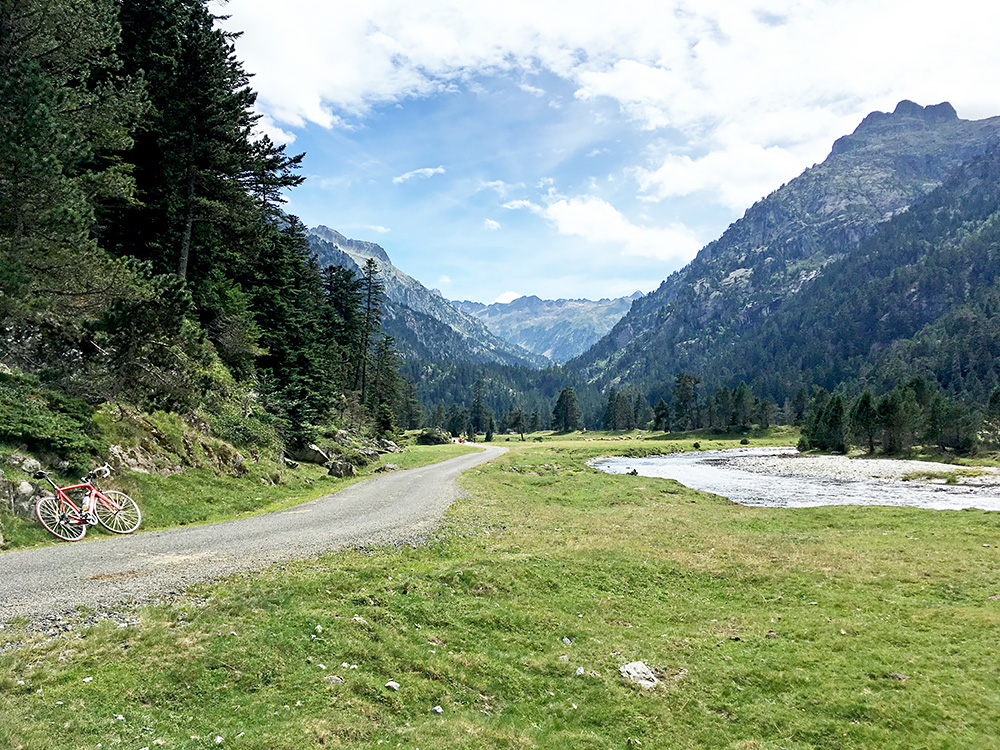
[711,448,1000,485]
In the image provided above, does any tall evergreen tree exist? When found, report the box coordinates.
[849,390,878,454]
[552,387,583,432]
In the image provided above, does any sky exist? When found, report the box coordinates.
[216,0,1000,305]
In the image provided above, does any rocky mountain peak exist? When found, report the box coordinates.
[831,100,962,157]
[311,225,391,265]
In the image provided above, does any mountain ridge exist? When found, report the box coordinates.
[306,227,547,369]
[453,292,642,364]
[570,100,1000,393]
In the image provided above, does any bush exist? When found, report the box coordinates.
[416,428,451,445]
[0,370,103,466]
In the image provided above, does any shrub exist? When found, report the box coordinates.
[416,428,451,445]
[0,370,103,465]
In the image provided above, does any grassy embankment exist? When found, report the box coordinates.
[3,427,1000,748]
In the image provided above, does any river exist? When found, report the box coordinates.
[592,447,1000,512]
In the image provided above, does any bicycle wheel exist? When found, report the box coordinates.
[95,490,141,534]
[36,495,86,541]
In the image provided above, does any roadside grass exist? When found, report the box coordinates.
[3,432,1000,748]
[0,443,479,552]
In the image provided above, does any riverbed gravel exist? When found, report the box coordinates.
[711,448,1000,485]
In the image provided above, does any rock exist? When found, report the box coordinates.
[619,661,659,690]
[377,439,402,454]
[328,460,356,478]
[281,457,300,469]
[765,630,777,638]
[575,667,584,676]
[290,443,331,465]
[375,463,400,474]
[385,681,400,691]
[431,705,444,715]
[20,458,41,474]
[6,453,28,468]
[324,675,344,685]
[561,637,573,645]
[16,480,35,498]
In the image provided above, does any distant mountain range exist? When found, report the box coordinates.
[569,100,1000,403]
[453,293,642,364]
[306,100,1000,413]
[306,226,548,368]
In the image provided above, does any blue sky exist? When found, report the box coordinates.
[218,0,1000,304]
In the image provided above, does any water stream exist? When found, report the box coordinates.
[592,447,1000,512]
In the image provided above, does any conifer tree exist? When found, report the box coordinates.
[850,390,878,454]
[552,387,583,432]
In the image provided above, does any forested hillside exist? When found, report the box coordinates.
[307,227,546,368]
[570,102,1000,407]
[0,0,418,463]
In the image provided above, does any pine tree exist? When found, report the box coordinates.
[849,390,878,453]
[671,373,700,431]
[552,387,583,432]
[653,398,670,431]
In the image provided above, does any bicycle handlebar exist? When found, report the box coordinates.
[32,462,113,484]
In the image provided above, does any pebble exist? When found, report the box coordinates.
[385,681,400,691]
[432,705,444,714]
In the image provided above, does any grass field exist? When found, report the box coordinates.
[2,431,1000,748]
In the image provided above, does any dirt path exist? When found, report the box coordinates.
[1,445,505,624]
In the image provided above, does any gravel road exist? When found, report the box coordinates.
[1,445,505,625]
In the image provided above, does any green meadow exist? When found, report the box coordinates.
[3,431,1000,749]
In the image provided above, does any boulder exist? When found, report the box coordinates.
[290,443,331,466]
[327,460,357,478]
[375,463,400,474]
[619,661,659,690]
[377,439,402,454]
[20,457,41,474]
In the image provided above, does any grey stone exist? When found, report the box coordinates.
[20,458,41,474]
[620,661,658,690]
[16,481,35,498]
[327,460,357,478]
[375,463,400,474]
[385,681,400,691]
[290,443,331,465]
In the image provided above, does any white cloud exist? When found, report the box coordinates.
[364,224,392,234]
[437,275,452,287]
[494,291,522,304]
[502,199,540,212]
[634,143,806,210]
[392,166,446,184]
[484,218,501,231]
[223,1,1000,194]
[543,196,701,262]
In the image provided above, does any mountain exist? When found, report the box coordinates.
[307,227,547,368]
[569,101,1000,400]
[453,293,642,364]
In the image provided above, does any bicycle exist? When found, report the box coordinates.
[33,463,141,541]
